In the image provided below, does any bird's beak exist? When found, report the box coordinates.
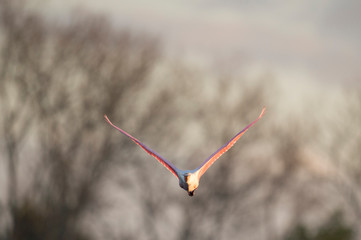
[188,191,194,197]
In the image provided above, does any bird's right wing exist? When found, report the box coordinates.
[105,115,179,179]
[195,107,265,178]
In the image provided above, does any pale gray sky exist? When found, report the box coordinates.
[41,0,361,85]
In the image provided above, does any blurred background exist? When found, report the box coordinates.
[0,0,360,239]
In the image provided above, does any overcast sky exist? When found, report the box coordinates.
[41,0,361,85]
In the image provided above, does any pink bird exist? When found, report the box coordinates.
[105,107,265,196]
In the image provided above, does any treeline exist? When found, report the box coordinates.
[0,1,360,240]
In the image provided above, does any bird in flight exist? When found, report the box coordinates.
[104,107,265,197]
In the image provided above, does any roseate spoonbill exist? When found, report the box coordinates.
[104,107,265,196]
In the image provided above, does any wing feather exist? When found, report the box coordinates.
[196,107,265,178]
[104,115,179,179]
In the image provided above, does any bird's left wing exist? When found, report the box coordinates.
[104,115,179,179]
[195,107,265,178]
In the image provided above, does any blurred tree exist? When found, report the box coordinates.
[0,0,160,239]
[0,0,360,240]
[285,225,310,240]
[284,211,354,240]
[323,89,361,237]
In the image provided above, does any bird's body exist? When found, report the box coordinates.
[105,107,265,196]
[177,170,199,196]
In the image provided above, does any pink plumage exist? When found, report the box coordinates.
[104,107,265,196]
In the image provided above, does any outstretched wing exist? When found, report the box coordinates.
[104,115,179,179]
[195,107,265,178]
